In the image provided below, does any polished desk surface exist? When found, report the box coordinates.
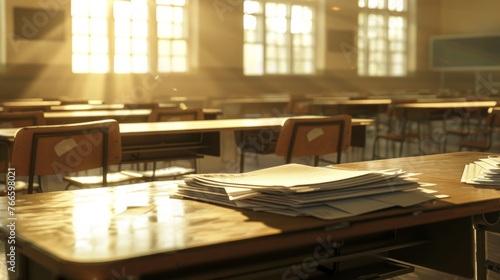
[311,99,392,105]
[50,104,126,111]
[43,108,222,124]
[1,101,61,106]
[119,117,374,135]
[394,100,498,109]
[0,152,499,279]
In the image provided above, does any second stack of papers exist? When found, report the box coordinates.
[461,156,500,187]
[177,164,438,220]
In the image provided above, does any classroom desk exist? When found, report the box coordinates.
[311,99,392,117]
[220,97,291,118]
[1,152,499,279]
[50,103,178,112]
[118,117,373,163]
[43,108,222,124]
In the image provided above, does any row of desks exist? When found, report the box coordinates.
[0,117,374,165]
[1,152,498,279]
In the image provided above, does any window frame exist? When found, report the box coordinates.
[357,0,411,77]
[243,0,317,76]
[70,0,190,74]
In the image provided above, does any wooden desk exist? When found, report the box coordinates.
[220,97,291,118]
[311,99,392,117]
[43,109,222,124]
[1,152,499,279]
[50,104,126,111]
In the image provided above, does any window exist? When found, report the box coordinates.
[244,0,315,75]
[357,0,411,76]
[0,0,5,71]
[71,0,189,74]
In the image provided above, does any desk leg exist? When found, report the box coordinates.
[474,212,500,280]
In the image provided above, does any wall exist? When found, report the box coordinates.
[0,0,449,103]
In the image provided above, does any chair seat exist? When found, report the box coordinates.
[64,172,142,187]
[122,166,195,179]
[0,181,40,196]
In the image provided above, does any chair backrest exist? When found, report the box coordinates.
[0,112,46,128]
[147,108,204,122]
[287,98,313,115]
[9,120,122,192]
[275,115,352,164]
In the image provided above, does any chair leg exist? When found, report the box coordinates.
[240,151,245,173]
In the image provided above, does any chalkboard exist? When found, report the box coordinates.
[431,34,500,71]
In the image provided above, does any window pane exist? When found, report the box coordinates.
[132,0,148,20]
[173,7,183,23]
[157,6,173,22]
[71,0,89,16]
[132,39,148,54]
[72,17,89,34]
[115,37,131,54]
[132,21,148,37]
[132,55,148,73]
[90,54,109,73]
[73,35,89,53]
[90,18,107,35]
[72,54,89,73]
[172,40,186,55]
[115,20,131,37]
[114,1,131,19]
[244,14,257,30]
[157,22,172,38]
[115,55,131,73]
[158,57,171,72]
[89,0,107,17]
[244,44,263,75]
[91,36,108,53]
[158,40,171,55]
[244,1,261,14]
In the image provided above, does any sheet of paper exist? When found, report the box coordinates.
[369,190,436,207]
[324,197,394,215]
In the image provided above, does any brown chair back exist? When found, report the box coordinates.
[287,98,313,115]
[9,120,122,193]
[147,108,204,122]
[275,115,352,164]
[0,112,46,128]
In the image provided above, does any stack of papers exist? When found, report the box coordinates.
[461,156,500,187]
[177,164,439,220]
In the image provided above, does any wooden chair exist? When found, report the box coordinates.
[372,106,422,159]
[459,108,500,152]
[286,97,313,115]
[124,108,203,180]
[0,112,46,195]
[147,108,203,122]
[6,120,139,194]
[239,115,352,172]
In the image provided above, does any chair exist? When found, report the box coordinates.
[147,108,203,122]
[6,120,140,194]
[458,108,500,152]
[124,108,203,180]
[0,112,46,195]
[372,98,428,159]
[239,115,352,172]
[286,97,313,115]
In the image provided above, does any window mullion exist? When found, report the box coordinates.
[109,0,114,73]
